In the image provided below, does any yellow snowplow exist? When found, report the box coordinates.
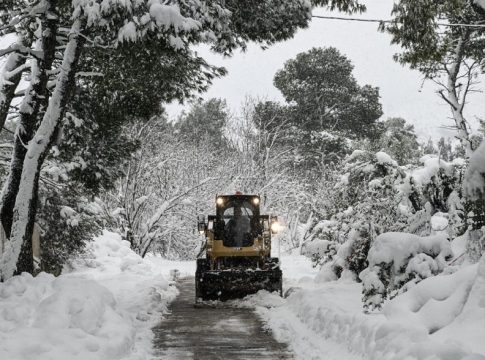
[196,193,282,301]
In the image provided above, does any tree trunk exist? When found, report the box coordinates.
[445,33,485,260]
[0,36,28,131]
[443,34,473,157]
[0,3,59,275]
[0,19,85,280]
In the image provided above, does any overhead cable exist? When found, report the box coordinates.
[311,14,485,28]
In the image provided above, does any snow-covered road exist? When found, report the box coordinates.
[152,277,292,359]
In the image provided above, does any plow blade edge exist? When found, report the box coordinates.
[195,266,282,301]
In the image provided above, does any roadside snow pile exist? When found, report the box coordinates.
[245,281,382,360]
[250,278,485,360]
[0,273,133,360]
[238,254,369,359]
[432,254,485,355]
[245,251,485,359]
[383,262,483,355]
[0,231,176,360]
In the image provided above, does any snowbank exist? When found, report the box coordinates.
[0,273,134,360]
[245,252,485,360]
[379,254,485,358]
[250,280,485,359]
[0,231,177,360]
[239,254,371,359]
[243,280,383,360]
[431,255,485,355]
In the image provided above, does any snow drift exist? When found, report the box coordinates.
[0,231,177,360]
[245,252,485,360]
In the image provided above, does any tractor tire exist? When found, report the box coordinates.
[195,258,208,301]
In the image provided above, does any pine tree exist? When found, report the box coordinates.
[376,117,420,165]
[0,0,342,279]
[384,0,485,156]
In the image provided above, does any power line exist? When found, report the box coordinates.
[311,14,485,28]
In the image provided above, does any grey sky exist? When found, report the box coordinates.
[166,1,484,141]
[1,1,483,141]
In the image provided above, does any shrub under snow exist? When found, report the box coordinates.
[359,232,452,310]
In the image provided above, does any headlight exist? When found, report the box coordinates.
[216,197,224,206]
[271,221,280,234]
[253,197,260,205]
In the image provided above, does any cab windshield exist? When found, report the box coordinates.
[216,197,260,247]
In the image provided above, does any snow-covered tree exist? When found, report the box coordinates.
[274,47,383,141]
[384,0,485,157]
[375,117,421,165]
[175,98,230,149]
[104,117,217,258]
[463,142,485,261]
[307,150,409,280]
[36,187,102,275]
[0,0,334,279]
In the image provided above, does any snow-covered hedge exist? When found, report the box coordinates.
[306,150,407,277]
[307,152,467,285]
[359,232,452,310]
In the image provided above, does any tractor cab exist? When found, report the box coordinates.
[196,193,282,301]
[214,195,261,247]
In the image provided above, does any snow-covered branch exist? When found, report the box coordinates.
[0,43,43,59]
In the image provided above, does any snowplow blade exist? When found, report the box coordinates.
[195,267,282,301]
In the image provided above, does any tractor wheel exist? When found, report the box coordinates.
[195,258,208,301]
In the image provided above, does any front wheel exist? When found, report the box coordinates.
[195,258,208,300]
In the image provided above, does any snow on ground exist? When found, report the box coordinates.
[240,250,485,360]
[239,252,382,360]
[0,231,177,360]
[6,231,482,360]
[144,255,195,280]
[279,250,320,288]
